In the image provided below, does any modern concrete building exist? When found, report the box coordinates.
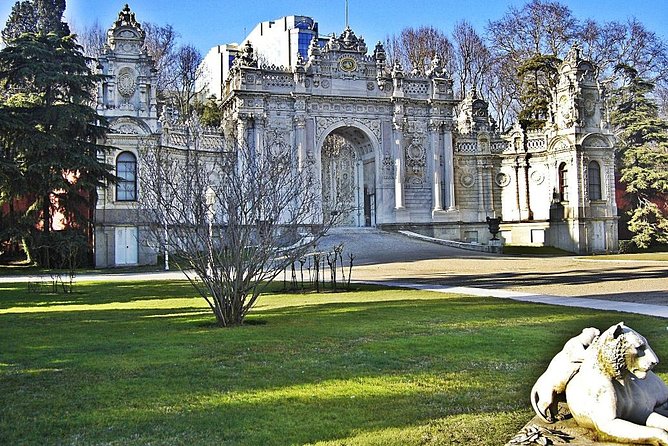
[197,15,324,100]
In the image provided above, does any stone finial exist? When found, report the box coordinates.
[373,41,386,65]
[237,41,258,68]
[565,43,582,65]
[308,37,321,63]
[426,54,447,78]
[114,4,141,30]
[391,59,404,79]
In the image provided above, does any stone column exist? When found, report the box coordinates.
[477,158,485,216]
[294,116,307,169]
[255,116,265,157]
[430,120,443,212]
[394,136,405,210]
[443,124,456,210]
[392,101,406,211]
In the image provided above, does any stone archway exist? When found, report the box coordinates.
[320,126,376,227]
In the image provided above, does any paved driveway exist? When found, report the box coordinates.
[317,228,668,307]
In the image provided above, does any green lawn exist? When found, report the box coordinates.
[587,252,668,261]
[1,280,666,445]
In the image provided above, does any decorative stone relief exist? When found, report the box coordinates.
[117,67,137,98]
[265,128,291,164]
[405,138,426,188]
[459,169,476,188]
[382,154,394,181]
[315,117,381,146]
[496,172,511,187]
[114,124,140,134]
[530,169,545,185]
[582,135,609,148]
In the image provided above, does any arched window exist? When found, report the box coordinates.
[558,162,568,202]
[116,152,137,201]
[588,160,602,200]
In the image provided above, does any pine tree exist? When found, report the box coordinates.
[1,1,37,42]
[0,31,115,265]
[2,0,69,43]
[517,54,561,130]
[611,64,668,249]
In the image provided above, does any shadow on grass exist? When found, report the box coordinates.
[2,290,668,445]
[0,280,196,308]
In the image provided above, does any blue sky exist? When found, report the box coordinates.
[1,1,667,54]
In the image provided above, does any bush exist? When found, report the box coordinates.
[618,240,638,254]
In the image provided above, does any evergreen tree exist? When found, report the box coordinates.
[195,96,222,127]
[517,53,561,129]
[1,1,37,42]
[2,0,69,43]
[611,64,668,248]
[34,0,69,36]
[0,31,115,265]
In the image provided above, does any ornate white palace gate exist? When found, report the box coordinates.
[95,6,619,265]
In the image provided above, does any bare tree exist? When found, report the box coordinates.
[485,56,521,131]
[141,23,205,119]
[578,18,668,111]
[138,120,342,327]
[142,22,178,99]
[76,19,106,59]
[453,20,492,98]
[487,0,577,62]
[169,44,204,119]
[388,26,454,75]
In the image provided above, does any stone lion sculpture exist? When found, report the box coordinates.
[531,326,600,422]
[532,322,668,445]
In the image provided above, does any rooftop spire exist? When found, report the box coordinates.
[345,0,349,29]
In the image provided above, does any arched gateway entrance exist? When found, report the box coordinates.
[320,126,376,227]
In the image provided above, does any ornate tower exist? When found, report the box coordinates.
[94,4,160,267]
[97,4,158,133]
[547,44,617,253]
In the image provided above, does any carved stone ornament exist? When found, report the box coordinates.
[460,171,475,188]
[530,169,545,185]
[117,68,137,97]
[583,93,596,117]
[339,56,358,72]
[114,124,140,134]
[113,4,142,31]
[496,172,511,187]
[382,154,394,180]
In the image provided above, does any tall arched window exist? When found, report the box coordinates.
[558,162,568,202]
[588,160,602,200]
[116,152,137,201]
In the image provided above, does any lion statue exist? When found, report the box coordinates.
[537,323,668,445]
[565,323,668,444]
[531,327,600,422]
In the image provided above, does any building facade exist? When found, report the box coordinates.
[94,7,617,267]
[220,23,617,254]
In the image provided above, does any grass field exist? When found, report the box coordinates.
[589,252,668,261]
[1,280,666,445]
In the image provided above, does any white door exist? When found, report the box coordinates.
[591,221,606,252]
[115,227,138,265]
